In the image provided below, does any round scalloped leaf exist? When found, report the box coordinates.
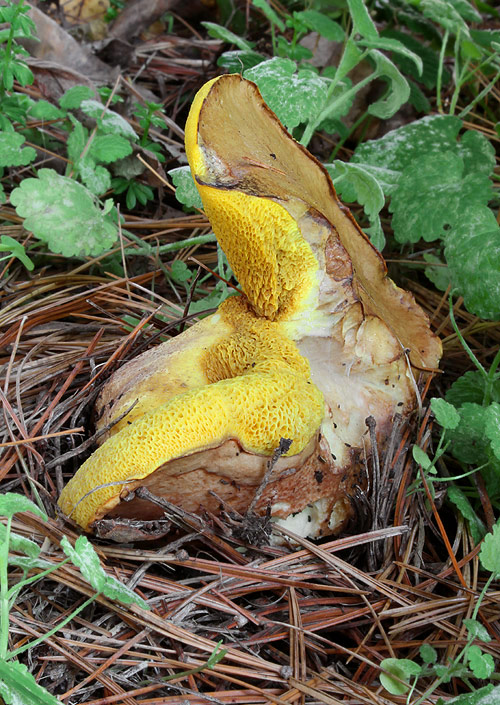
[480,522,500,576]
[10,169,118,257]
[446,370,500,407]
[352,115,462,171]
[169,165,203,210]
[444,205,500,319]
[80,99,138,140]
[244,58,330,129]
[457,130,496,176]
[0,132,36,167]
[390,152,494,243]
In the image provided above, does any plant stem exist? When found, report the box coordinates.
[0,516,12,659]
[436,29,449,113]
[8,593,98,659]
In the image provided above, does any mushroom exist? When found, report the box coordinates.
[58,75,441,539]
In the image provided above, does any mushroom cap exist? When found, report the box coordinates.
[58,75,441,538]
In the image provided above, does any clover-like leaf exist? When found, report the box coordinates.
[467,645,494,679]
[390,152,493,243]
[244,58,330,129]
[0,132,36,167]
[10,169,118,257]
[419,643,437,664]
[90,134,133,164]
[446,403,492,465]
[61,535,150,608]
[169,165,203,210]
[479,521,500,576]
[444,205,500,319]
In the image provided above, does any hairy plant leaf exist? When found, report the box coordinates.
[78,158,111,196]
[423,253,451,291]
[381,28,450,89]
[202,21,254,50]
[437,685,495,705]
[352,115,462,171]
[80,100,138,140]
[485,403,500,459]
[347,0,378,39]
[59,85,96,109]
[0,659,60,705]
[61,535,150,608]
[294,10,344,41]
[0,132,36,167]
[0,522,40,558]
[446,403,491,464]
[244,58,330,129]
[457,130,496,176]
[366,50,410,119]
[464,619,491,643]
[10,169,118,257]
[0,493,46,520]
[218,49,265,71]
[419,643,437,664]
[421,0,469,34]
[169,165,203,210]
[390,152,493,243]
[446,370,500,407]
[444,205,500,319]
[28,100,66,120]
[252,0,285,31]
[358,36,423,75]
[90,134,133,164]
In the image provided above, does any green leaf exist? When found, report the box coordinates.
[0,493,47,520]
[218,49,265,71]
[60,535,150,608]
[11,60,33,87]
[78,158,111,196]
[0,659,60,705]
[90,134,133,164]
[419,643,437,664]
[431,397,460,430]
[463,618,492,643]
[446,403,491,465]
[245,58,330,129]
[479,521,500,575]
[444,206,500,319]
[201,21,253,50]
[252,0,285,31]
[358,37,423,75]
[347,0,378,39]
[381,28,451,89]
[66,115,87,166]
[446,370,500,407]
[171,260,192,283]
[366,50,410,119]
[390,152,493,243]
[0,132,36,167]
[0,235,34,271]
[437,685,495,705]
[294,10,344,41]
[352,115,462,171]
[80,100,138,140]
[10,169,118,257]
[467,645,494,679]
[412,445,432,469]
[457,130,496,177]
[447,484,486,544]
[447,0,482,23]
[421,0,469,35]
[169,166,203,210]
[59,85,96,109]
[0,522,40,558]
[485,403,500,459]
[28,100,66,120]
[423,253,451,292]
[380,658,421,695]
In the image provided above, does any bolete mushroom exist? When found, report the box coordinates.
[58,75,441,540]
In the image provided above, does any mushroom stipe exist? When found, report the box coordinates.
[58,75,441,541]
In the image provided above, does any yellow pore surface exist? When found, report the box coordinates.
[58,298,324,531]
[198,185,318,320]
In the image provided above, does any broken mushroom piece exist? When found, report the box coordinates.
[58,75,442,540]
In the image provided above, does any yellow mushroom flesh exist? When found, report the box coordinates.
[58,75,441,538]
